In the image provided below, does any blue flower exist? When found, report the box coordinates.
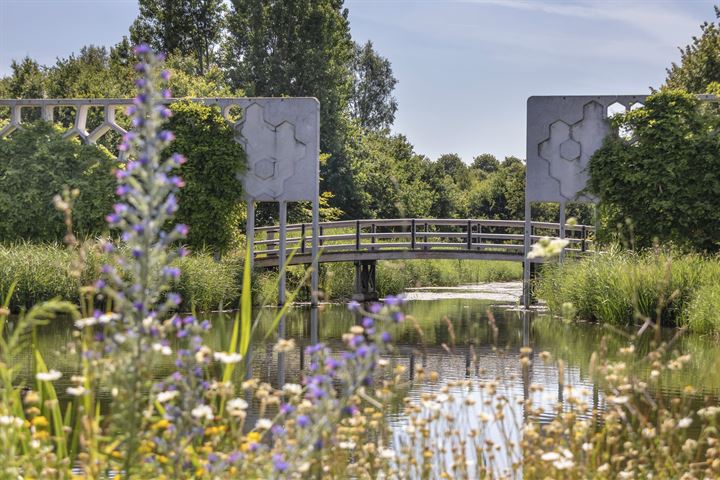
[297,414,311,427]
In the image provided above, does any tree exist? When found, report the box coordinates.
[130,0,227,75]
[7,57,45,99]
[471,153,500,174]
[225,0,354,156]
[666,6,720,93]
[349,40,398,130]
[588,90,720,251]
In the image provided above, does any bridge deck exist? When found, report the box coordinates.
[253,218,594,267]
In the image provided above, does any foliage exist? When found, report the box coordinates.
[0,122,116,242]
[166,101,247,253]
[666,6,720,93]
[225,0,354,156]
[588,90,720,251]
[536,247,720,332]
[131,0,227,75]
[349,40,398,131]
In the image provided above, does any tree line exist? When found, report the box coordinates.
[1,2,719,249]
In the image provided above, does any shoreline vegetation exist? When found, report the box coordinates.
[0,241,522,312]
[536,247,720,335]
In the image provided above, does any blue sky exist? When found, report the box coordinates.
[1,0,717,161]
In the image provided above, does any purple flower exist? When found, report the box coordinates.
[126,105,137,116]
[347,300,360,311]
[105,213,120,225]
[280,403,295,415]
[162,89,172,99]
[174,224,189,236]
[133,44,151,55]
[162,266,181,279]
[381,332,392,343]
[171,153,187,165]
[170,176,185,187]
[272,454,288,472]
[165,194,178,214]
[369,303,382,314]
[167,293,181,306]
[133,94,147,105]
[392,311,405,323]
[160,70,171,81]
[132,248,142,258]
[357,345,369,358]
[157,130,175,142]
[297,414,310,427]
[362,317,374,329]
[116,185,130,196]
[133,63,146,73]
[134,78,147,89]
[95,280,106,290]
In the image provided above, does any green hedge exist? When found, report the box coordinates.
[166,101,247,254]
[0,122,116,242]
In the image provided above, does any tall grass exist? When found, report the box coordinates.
[536,247,720,332]
[0,242,241,312]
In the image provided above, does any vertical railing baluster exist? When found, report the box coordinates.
[411,219,416,250]
[301,223,306,254]
[581,225,587,252]
[371,223,376,251]
[356,220,361,251]
[467,220,472,250]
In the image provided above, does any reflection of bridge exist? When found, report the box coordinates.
[253,218,594,299]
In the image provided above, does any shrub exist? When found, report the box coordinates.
[0,122,116,242]
[166,101,246,254]
[588,90,720,251]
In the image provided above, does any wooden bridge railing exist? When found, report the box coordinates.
[252,218,594,264]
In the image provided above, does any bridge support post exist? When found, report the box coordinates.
[353,260,378,302]
[523,199,532,308]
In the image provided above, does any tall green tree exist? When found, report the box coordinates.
[349,40,398,131]
[225,0,354,155]
[130,0,227,75]
[7,57,45,99]
[666,6,720,93]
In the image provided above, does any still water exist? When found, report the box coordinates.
[25,282,720,411]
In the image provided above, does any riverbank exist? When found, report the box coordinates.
[536,248,720,334]
[0,242,522,311]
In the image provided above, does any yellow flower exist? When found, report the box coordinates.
[246,431,262,443]
[31,416,49,428]
[111,450,124,459]
[33,430,49,441]
[195,467,205,477]
[152,419,170,430]
[157,455,169,464]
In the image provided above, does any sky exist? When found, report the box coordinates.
[0,0,718,161]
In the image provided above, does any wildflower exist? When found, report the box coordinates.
[273,338,295,353]
[553,458,575,470]
[36,370,62,382]
[0,416,24,428]
[678,417,692,429]
[75,317,97,328]
[339,441,356,450]
[582,442,593,452]
[608,395,629,405]
[273,454,288,472]
[31,416,49,428]
[157,391,180,403]
[67,386,86,396]
[282,383,303,396]
[641,427,656,439]
[527,236,569,259]
[227,398,249,416]
[380,448,396,459]
[347,300,360,311]
[191,405,214,421]
[297,415,311,428]
[541,452,561,461]
[213,351,243,364]
[255,418,272,430]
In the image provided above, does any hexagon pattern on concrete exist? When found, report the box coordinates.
[528,95,647,203]
[0,97,320,202]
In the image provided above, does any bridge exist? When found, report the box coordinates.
[252,218,594,300]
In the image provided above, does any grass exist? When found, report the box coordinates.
[536,246,720,333]
[0,242,241,312]
[0,243,522,312]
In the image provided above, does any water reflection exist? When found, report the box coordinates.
[16,297,720,440]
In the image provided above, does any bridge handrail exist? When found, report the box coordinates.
[252,218,595,263]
